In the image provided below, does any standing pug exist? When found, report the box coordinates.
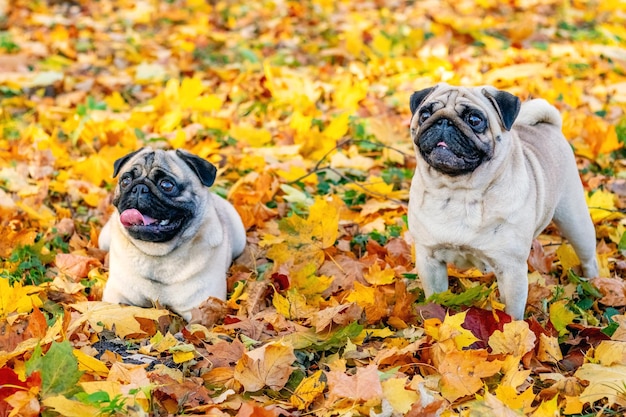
[407,83,598,319]
[99,147,246,321]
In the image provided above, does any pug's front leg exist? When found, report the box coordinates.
[415,249,449,299]
[495,263,529,320]
[102,283,137,307]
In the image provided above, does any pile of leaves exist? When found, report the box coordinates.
[1,0,625,415]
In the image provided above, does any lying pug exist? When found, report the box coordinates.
[408,83,599,319]
[98,147,246,321]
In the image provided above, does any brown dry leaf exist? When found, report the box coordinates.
[326,363,383,403]
[308,302,362,332]
[234,341,296,392]
[591,277,626,306]
[54,253,100,280]
[189,297,229,327]
[151,373,213,410]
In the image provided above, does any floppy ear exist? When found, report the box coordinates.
[175,149,217,187]
[410,86,437,115]
[112,148,144,177]
[482,88,521,131]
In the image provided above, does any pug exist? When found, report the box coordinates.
[408,83,598,319]
[98,147,246,321]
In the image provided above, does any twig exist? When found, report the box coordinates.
[285,138,412,207]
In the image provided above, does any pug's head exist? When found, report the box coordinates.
[111,147,216,250]
[409,83,521,176]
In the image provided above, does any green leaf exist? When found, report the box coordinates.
[26,340,83,397]
[549,300,577,336]
[619,231,626,253]
[429,285,492,307]
[568,269,603,298]
[313,321,364,351]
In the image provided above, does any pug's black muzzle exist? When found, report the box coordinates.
[417,118,486,176]
[115,182,193,243]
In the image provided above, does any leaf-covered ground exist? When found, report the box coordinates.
[1,0,626,416]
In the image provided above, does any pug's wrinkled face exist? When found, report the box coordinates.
[112,148,216,243]
[409,84,520,176]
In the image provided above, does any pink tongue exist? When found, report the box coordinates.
[119,209,157,227]
[437,141,448,148]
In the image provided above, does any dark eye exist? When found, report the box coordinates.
[159,179,175,193]
[466,113,486,130]
[120,177,131,188]
[418,110,431,125]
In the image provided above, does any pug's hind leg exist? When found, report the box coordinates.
[553,198,599,278]
[415,250,449,298]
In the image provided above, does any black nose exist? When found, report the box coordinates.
[436,118,450,127]
[132,184,149,194]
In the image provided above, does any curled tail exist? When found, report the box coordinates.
[515,99,562,128]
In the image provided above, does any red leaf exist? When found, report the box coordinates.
[0,368,41,416]
[462,307,512,349]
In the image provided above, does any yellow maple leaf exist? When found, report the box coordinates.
[346,281,376,306]
[323,113,350,141]
[501,355,532,390]
[353,327,394,344]
[229,124,272,147]
[439,311,479,350]
[586,189,617,223]
[549,300,576,336]
[42,396,100,417]
[363,263,396,286]
[156,109,182,133]
[73,349,109,377]
[371,31,392,57]
[71,145,131,186]
[381,377,419,414]
[290,370,326,410]
[556,243,582,274]
[331,74,368,113]
[0,279,43,318]
[168,128,187,148]
[494,385,535,413]
[530,395,559,417]
[170,344,196,364]
[290,264,333,298]
[308,196,341,249]
[289,110,312,135]
[177,76,203,107]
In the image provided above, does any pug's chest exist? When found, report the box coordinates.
[410,193,490,240]
[431,245,492,273]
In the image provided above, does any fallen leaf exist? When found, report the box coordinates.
[326,363,383,402]
[574,364,626,407]
[234,342,296,392]
[68,302,169,338]
[488,320,537,357]
[290,369,326,410]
